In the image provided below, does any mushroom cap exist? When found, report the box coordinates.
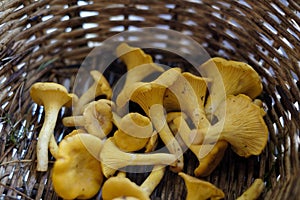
[101,175,149,200]
[199,94,269,157]
[30,82,74,108]
[179,172,225,200]
[201,57,263,117]
[202,57,263,98]
[52,133,103,199]
[114,129,149,152]
[119,112,153,138]
[129,67,182,115]
[112,112,153,152]
[116,67,181,111]
[130,82,167,116]
[83,99,113,139]
[116,43,155,71]
[193,140,228,177]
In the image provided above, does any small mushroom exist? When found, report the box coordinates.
[164,72,211,129]
[200,57,263,119]
[170,113,228,177]
[115,66,179,111]
[99,138,176,176]
[30,82,77,171]
[102,165,165,200]
[191,94,268,158]
[236,178,265,200]
[52,133,103,199]
[128,68,184,172]
[113,112,154,152]
[115,43,164,113]
[63,99,113,139]
[74,70,112,115]
[116,43,164,72]
[179,172,225,200]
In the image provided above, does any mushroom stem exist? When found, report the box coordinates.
[62,116,84,127]
[172,116,208,156]
[172,115,228,177]
[140,165,165,195]
[149,104,184,172]
[37,106,60,171]
[74,84,96,114]
[100,138,177,171]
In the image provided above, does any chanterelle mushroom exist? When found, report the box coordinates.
[63,99,113,139]
[191,94,268,158]
[179,172,225,200]
[113,112,153,152]
[30,82,77,171]
[128,68,185,172]
[170,114,228,177]
[52,133,103,199]
[200,57,263,119]
[99,138,176,175]
[115,43,165,114]
[236,178,265,200]
[73,70,112,115]
[116,43,164,72]
[102,165,165,200]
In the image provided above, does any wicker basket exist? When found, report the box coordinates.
[0,0,299,199]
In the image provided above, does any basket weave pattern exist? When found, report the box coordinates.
[0,0,299,199]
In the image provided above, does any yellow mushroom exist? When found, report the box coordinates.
[63,99,113,139]
[52,133,103,199]
[191,94,269,158]
[200,57,263,119]
[179,172,225,200]
[112,112,153,152]
[116,42,164,72]
[73,70,112,115]
[164,72,211,129]
[115,43,165,114]
[99,138,176,176]
[127,68,185,172]
[30,82,77,171]
[169,113,228,177]
[236,178,265,200]
[102,165,165,200]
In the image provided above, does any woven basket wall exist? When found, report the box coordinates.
[0,0,299,199]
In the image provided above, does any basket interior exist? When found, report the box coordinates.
[0,0,299,199]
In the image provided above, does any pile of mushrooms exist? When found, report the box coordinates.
[30,43,268,199]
